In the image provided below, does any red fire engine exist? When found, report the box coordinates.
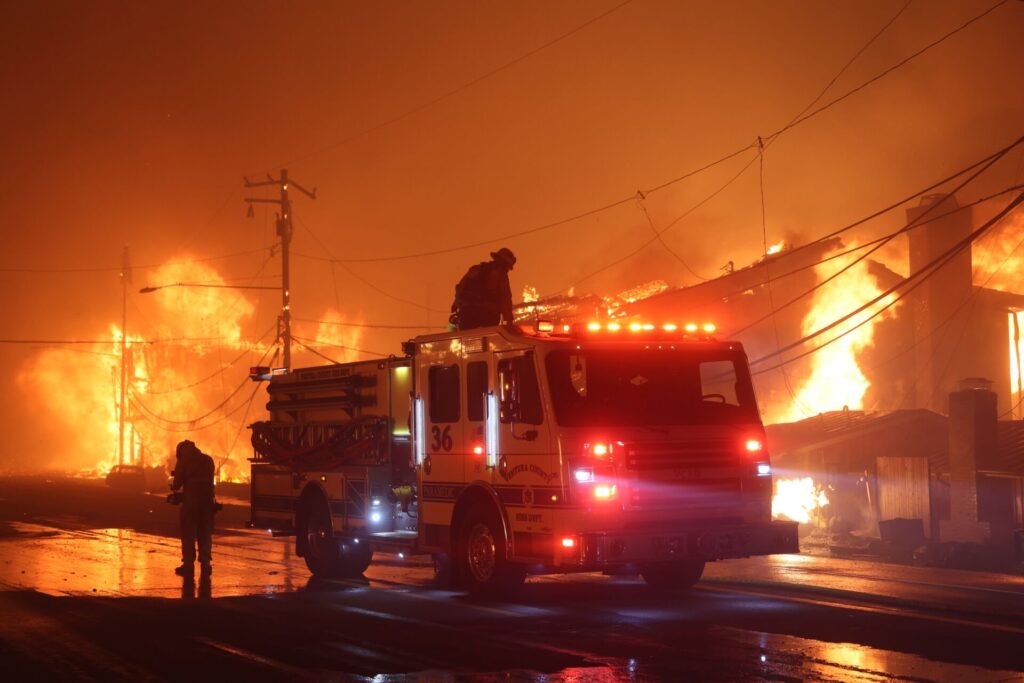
[249,321,798,596]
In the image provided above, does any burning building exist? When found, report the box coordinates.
[518,192,1024,562]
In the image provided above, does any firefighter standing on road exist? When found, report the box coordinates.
[170,440,216,579]
[450,247,517,330]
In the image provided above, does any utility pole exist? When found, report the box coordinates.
[117,246,131,467]
[244,169,316,372]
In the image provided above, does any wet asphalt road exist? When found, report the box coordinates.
[1,477,1023,682]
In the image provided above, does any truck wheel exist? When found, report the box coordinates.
[457,506,525,598]
[640,560,705,590]
[431,552,453,586]
[300,495,373,578]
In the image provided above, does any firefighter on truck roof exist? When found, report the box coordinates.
[450,247,516,330]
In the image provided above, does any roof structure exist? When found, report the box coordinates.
[766,408,1024,477]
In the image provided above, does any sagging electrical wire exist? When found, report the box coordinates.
[749,190,1024,375]
[306,0,1009,267]
[292,335,390,359]
[145,323,277,395]
[729,135,1024,338]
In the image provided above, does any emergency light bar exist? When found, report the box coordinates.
[538,320,718,339]
[249,366,288,381]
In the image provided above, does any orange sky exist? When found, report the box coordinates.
[1,0,1022,470]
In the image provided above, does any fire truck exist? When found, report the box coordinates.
[249,321,798,596]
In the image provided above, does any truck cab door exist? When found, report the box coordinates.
[493,351,558,500]
[415,357,465,547]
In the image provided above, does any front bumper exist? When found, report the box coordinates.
[572,520,799,567]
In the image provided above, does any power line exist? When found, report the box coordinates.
[218,347,280,471]
[918,229,1024,411]
[532,138,1024,312]
[750,190,1024,375]
[294,216,446,313]
[292,316,438,331]
[857,218,1024,412]
[293,335,391,359]
[0,336,228,345]
[0,247,272,274]
[145,324,277,396]
[558,128,1006,299]
[279,0,636,170]
[783,0,915,129]
[560,150,762,293]
[306,0,1007,267]
[129,387,259,434]
[694,183,1024,325]
[757,139,814,419]
[219,381,264,471]
[130,342,277,428]
[131,375,251,426]
[728,136,1024,338]
[635,196,711,282]
[336,261,448,314]
[763,0,1010,147]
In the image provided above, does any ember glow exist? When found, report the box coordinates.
[772,477,830,524]
[769,242,899,423]
[16,258,270,481]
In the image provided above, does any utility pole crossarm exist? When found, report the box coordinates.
[243,176,281,189]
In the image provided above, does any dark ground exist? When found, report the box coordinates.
[1,476,1022,682]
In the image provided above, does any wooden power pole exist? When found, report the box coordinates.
[244,170,316,372]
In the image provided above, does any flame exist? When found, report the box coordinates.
[768,242,899,423]
[772,477,829,523]
[305,309,364,363]
[616,279,668,304]
[522,285,539,304]
[766,241,785,255]
[1011,311,1023,420]
[972,211,1023,293]
[17,257,267,482]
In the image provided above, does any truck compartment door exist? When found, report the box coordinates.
[251,466,295,532]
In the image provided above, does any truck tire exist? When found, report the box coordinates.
[457,505,525,598]
[300,495,373,578]
[640,560,705,590]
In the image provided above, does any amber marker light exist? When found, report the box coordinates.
[472,445,484,455]
[537,320,554,333]
[703,322,717,333]
[587,322,602,332]
[607,322,621,332]
[663,323,678,332]
[594,484,616,499]
[685,323,699,333]
[642,323,655,331]
[629,322,643,332]
[745,439,763,453]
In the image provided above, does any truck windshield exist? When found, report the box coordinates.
[545,348,759,427]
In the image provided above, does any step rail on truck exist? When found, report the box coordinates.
[249,321,799,595]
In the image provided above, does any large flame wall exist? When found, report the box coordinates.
[15,257,365,481]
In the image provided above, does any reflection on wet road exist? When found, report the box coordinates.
[1,519,1023,681]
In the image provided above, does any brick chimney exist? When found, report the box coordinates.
[938,378,995,543]
[906,194,973,413]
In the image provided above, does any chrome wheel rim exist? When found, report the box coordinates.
[467,522,496,583]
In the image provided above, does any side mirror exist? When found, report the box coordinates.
[523,430,539,442]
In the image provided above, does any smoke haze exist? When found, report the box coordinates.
[2,0,1022,471]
